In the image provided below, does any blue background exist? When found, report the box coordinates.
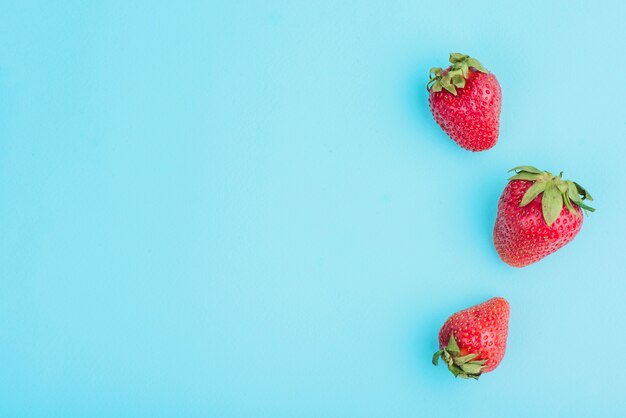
[1,1,625,417]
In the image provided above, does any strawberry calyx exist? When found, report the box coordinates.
[508,166,595,227]
[427,53,489,96]
[432,335,487,380]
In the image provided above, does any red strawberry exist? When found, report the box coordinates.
[493,166,595,267]
[432,297,510,379]
[427,53,502,151]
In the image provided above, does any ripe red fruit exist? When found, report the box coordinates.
[432,297,510,379]
[427,53,502,152]
[493,166,595,268]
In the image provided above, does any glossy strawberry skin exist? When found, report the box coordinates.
[494,180,583,267]
[428,69,502,151]
[438,297,510,373]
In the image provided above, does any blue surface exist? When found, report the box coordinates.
[1,1,625,417]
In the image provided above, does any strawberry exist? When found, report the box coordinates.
[432,297,510,379]
[427,53,502,151]
[493,166,595,267]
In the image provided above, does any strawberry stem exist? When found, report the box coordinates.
[432,335,487,380]
[427,53,489,96]
[509,166,595,226]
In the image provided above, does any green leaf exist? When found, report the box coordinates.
[451,75,466,88]
[567,182,579,201]
[542,183,563,226]
[466,57,488,73]
[520,181,547,206]
[574,199,595,212]
[509,172,542,182]
[449,52,468,63]
[429,67,443,77]
[574,182,593,201]
[568,182,596,212]
[509,166,543,174]
[468,359,488,366]
[440,75,457,95]
[453,353,478,366]
[460,363,484,375]
[447,363,463,377]
[442,83,457,95]
[460,62,469,78]
[432,350,441,366]
[563,193,579,217]
[446,335,460,354]
[430,82,442,93]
